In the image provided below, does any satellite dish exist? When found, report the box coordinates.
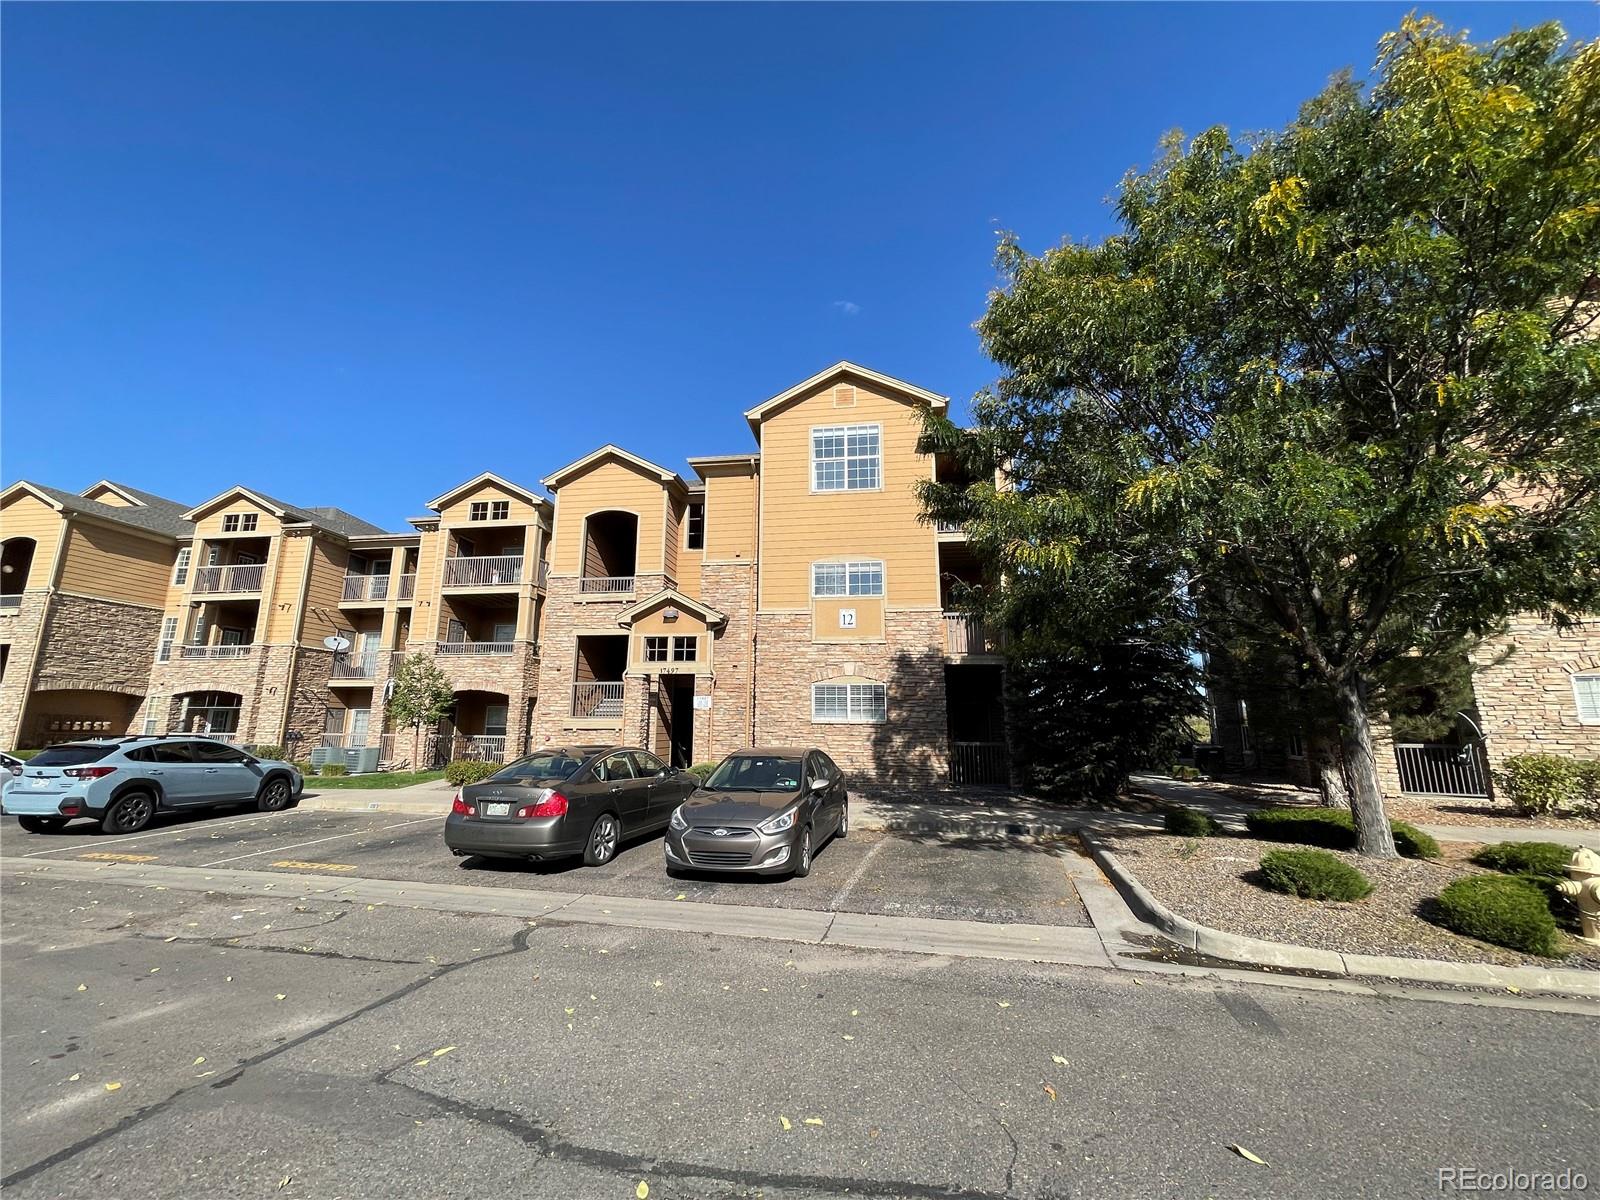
[323,635,352,652]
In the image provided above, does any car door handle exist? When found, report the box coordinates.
[204,768,221,773]
[149,770,164,776]
[609,784,624,793]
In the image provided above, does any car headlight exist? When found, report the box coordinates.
[669,805,688,831]
[758,807,797,835]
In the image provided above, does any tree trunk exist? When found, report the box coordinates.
[1307,722,1350,809]
[1334,674,1398,858]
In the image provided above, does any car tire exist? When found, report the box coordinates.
[16,815,67,834]
[584,813,620,866]
[837,799,849,839]
[256,777,293,813]
[100,791,156,835]
[791,825,813,878]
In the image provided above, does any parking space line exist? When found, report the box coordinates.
[200,816,440,866]
[20,809,309,857]
[828,837,888,912]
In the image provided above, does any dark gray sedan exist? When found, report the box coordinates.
[445,745,699,867]
[663,747,848,877]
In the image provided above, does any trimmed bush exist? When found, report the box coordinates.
[291,760,314,776]
[1491,753,1600,817]
[686,761,718,783]
[1257,849,1373,901]
[445,759,499,787]
[247,744,286,761]
[1164,806,1221,837]
[319,762,349,778]
[1435,875,1560,957]
[1469,841,1575,879]
[1243,806,1440,859]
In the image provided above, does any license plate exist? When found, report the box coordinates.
[483,802,511,818]
[30,777,51,789]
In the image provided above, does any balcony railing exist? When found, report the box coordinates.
[935,519,967,535]
[943,614,1006,657]
[342,574,390,602]
[330,651,380,680]
[572,681,624,719]
[178,644,256,660]
[579,575,634,595]
[442,555,523,588]
[452,734,508,762]
[0,594,21,612]
[438,640,516,656]
[397,573,416,600]
[192,563,265,594]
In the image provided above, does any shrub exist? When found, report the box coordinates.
[445,759,499,787]
[686,761,718,783]
[1164,806,1221,837]
[319,762,349,778]
[10,749,42,760]
[1168,765,1202,782]
[1435,875,1560,957]
[1469,841,1575,879]
[247,744,286,761]
[291,760,314,776]
[1257,849,1373,901]
[1243,806,1440,859]
[1492,753,1595,816]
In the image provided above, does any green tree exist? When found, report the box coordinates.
[387,653,454,766]
[959,17,1599,855]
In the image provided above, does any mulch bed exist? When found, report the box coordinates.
[1382,795,1600,832]
[1103,831,1600,972]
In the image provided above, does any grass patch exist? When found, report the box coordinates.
[305,770,446,790]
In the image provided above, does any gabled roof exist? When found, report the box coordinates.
[743,361,949,433]
[182,487,387,537]
[80,480,150,507]
[687,453,760,480]
[615,588,727,629]
[540,445,684,491]
[427,471,550,514]
[2,480,193,539]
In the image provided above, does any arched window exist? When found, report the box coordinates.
[0,537,38,603]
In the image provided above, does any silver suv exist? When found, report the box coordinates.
[1,737,303,834]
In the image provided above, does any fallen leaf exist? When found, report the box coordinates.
[197,1071,215,1078]
[277,1177,291,1190]
[779,1115,792,1131]
[804,1117,824,1127]
[68,1073,81,1081]
[149,967,160,974]
[1229,1144,1268,1165]
[164,936,178,943]
[636,1183,649,1200]
[565,1007,576,1015]
[104,1082,122,1092]
[1051,1054,1069,1066]
[432,1046,455,1057]
[850,1009,859,1017]
[225,976,233,983]
[652,980,663,988]
[842,1034,855,1041]
[1506,985,1522,995]
[76,984,87,992]
[674,894,686,901]
[1043,1084,1057,1102]
[193,1056,206,1066]
[996,1001,1010,1009]
[274,994,286,1001]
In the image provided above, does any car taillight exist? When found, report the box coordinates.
[450,794,472,816]
[64,767,117,780]
[518,792,567,819]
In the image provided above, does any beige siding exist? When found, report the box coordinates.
[0,492,66,588]
[57,522,174,608]
[549,458,669,576]
[703,468,757,561]
[628,606,710,674]
[437,481,541,527]
[191,498,285,539]
[265,537,311,642]
[663,495,681,582]
[756,380,938,610]
[81,485,135,507]
[813,596,885,641]
[412,526,446,641]
[300,537,350,645]
[677,550,704,600]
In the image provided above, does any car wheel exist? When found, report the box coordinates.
[256,777,293,813]
[16,815,67,834]
[837,799,849,840]
[791,826,813,878]
[100,791,155,835]
[584,813,620,866]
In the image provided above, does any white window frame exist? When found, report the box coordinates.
[1573,673,1600,725]
[172,547,190,586]
[811,681,888,724]
[811,423,882,493]
[811,560,884,599]
[156,617,178,663]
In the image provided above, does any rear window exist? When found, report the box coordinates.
[29,744,116,767]
[490,753,585,783]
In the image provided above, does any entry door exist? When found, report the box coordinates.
[348,707,372,747]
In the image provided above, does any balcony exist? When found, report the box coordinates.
[341,574,390,602]
[579,575,634,596]
[943,614,1005,659]
[935,519,968,539]
[442,555,523,589]
[330,651,381,681]
[572,681,624,719]
[192,564,265,595]
[438,640,516,656]
[398,573,416,600]
[0,594,20,613]
[178,644,256,660]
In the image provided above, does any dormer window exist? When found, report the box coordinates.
[470,500,510,521]
[222,513,258,533]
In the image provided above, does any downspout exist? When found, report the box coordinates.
[275,530,319,746]
[748,456,760,747]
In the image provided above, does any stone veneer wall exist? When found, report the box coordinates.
[427,643,542,759]
[1471,616,1600,771]
[753,610,949,784]
[697,563,756,764]
[0,591,52,747]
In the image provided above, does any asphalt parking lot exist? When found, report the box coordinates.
[0,806,1091,927]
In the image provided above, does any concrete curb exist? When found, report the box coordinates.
[1081,833,1600,999]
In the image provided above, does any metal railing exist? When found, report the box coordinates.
[437,640,515,656]
[0,594,21,611]
[950,741,1009,786]
[1395,743,1490,798]
[330,652,380,679]
[579,575,634,595]
[943,614,1005,657]
[192,563,265,594]
[572,681,624,719]
[342,574,390,602]
[935,519,966,535]
[452,734,508,762]
[397,574,416,600]
[178,644,256,659]
[442,555,523,587]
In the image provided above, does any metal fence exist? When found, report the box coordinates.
[442,555,523,588]
[579,575,634,595]
[192,564,265,594]
[950,741,1009,786]
[1394,742,1490,798]
[341,574,390,601]
[572,681,624,718]
[437,640,515,656]
[942,614,1005,657]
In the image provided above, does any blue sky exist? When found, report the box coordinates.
[4,2,1591,530]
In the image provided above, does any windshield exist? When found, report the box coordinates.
[490,752,585,783]
[29,744,116,767]
[703,755,803,792]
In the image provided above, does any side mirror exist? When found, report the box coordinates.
[809,776,829,792]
